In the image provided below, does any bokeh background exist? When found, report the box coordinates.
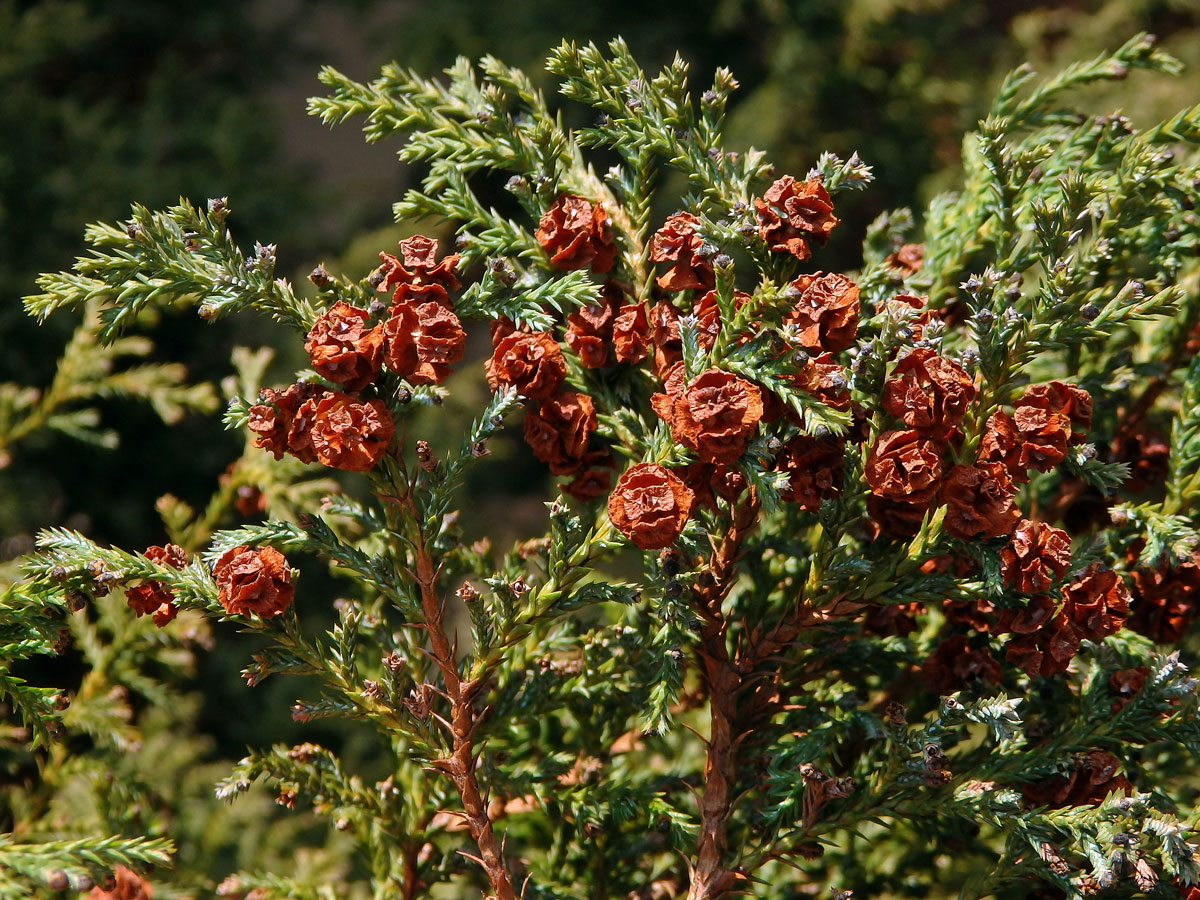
[3,0,1199,891]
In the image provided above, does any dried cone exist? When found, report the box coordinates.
[296,392,394,472]
[247,383,324,462]
[608,463,694,550]
[565,281,623,368]
[1022,750,1130,808]
[612,302,650,365]
[86,866,153,900]
[1019,381,1092,445]
[383,299,466,385]
[1001,520,1072,594]
[649,212,714,292]
[535,194,617,273]
[523,391,597,475]
[562,449,617,502]
[864,429,943,507]
[784,272,860,353]
[651,369,764,465]
[881,347,975,438]
[213,545,295,618]
[378,235,461,299]
[922,635,1002,695]
[942,463,1019,540]
[304,301,384,391]
[754,175,838,260]
[778,435,843,510]
[1129,548,1200,642]
[486,330,567,400]
[1061,562,1129,640]
[125,543,188,627]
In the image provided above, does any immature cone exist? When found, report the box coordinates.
[383,300,466,384]
[1001,520,1072,593]
[213,545,295,618]
[535,194,617,273]
[125,543,188,627]
[304,301,384,391]
[754,175,838,260]
[649,212,714,291]
[608,463,694,550]
[523,391,597,475]
[86,866,152,900]
[651,369,763,465]
[881,347,975,437]
[942,463,1019,540]
[784,272,859,353]
[864,429,943,507]
[486,330,566,399]
[295,392,394,472]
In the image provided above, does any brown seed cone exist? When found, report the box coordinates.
[1062,562,1129,640]
[378,235,460,294]
[942,462,1019,540]
[1109,666,1149,712]
[1012,405,1071,471]
[881,347,975,437]
[565,281,624,368]
[649,300,683,376]
[777,434,843,510]
[125,543,188,627]
[562,449,617,502]
[608,463,695,550]
[754,175,838,260]
[1004,619,1081,678]
[1019,381,1092,445]
[789,353,851,414]
[1129,548,1200,643]
[612,302,650,364]
[213,545,295,619]
[247,383,325,462]
[383,299,466,385]
[649,212,714,292]
[783,272,859,353]
[523,391,597,475]
[1111,426,1170,493]
[864,429,944,506]
[978,411,1027,483]
[304,301,385,391]
[297,392,394,472]
[692,289,751,351]
[86,866,153,900]
[866,496,929,539]
[486,330,567,399]
[681,461,748,510]
[651,369,763,465]
[1021,750,1130,809]
[922,634,1002,695]
[536,194,617,273]
[862,601,922,637]
[885,243,924,274]
[1001,520,1072,594]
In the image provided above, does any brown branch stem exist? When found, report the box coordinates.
[405,492,517,900]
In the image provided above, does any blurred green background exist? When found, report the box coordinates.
[2,0,1199,891]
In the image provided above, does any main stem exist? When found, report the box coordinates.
[688,495,760,900]
[406,494,517,900]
